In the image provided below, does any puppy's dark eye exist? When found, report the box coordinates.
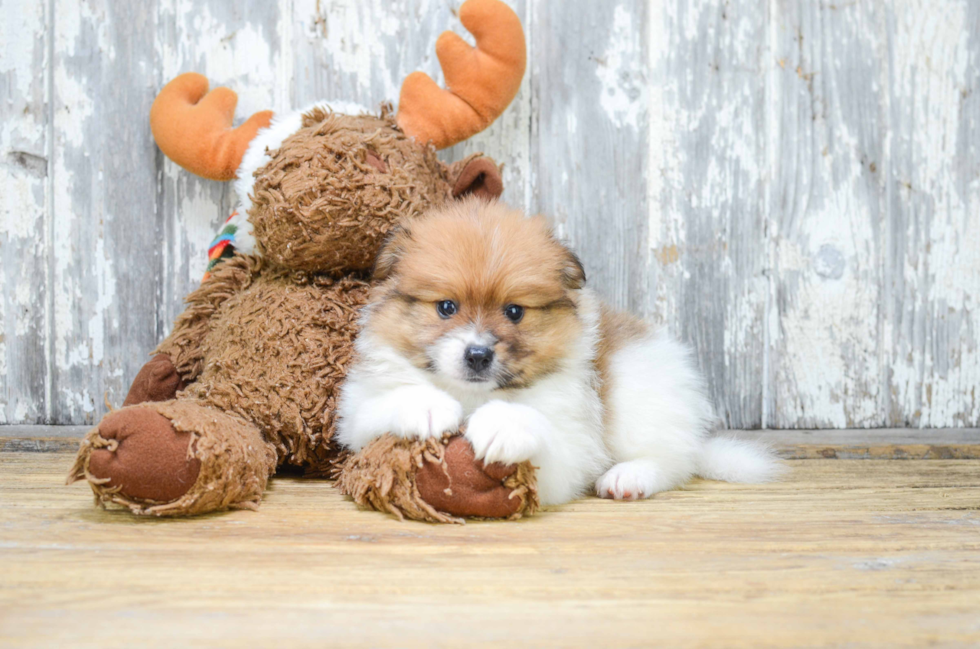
[437,300,458,318]
[504,304,524,323]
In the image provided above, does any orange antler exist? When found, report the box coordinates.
[396,0,526,150]
[149,73,273,181]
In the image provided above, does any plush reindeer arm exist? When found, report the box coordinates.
[151,254,261,389]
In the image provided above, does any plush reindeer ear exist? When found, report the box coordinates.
[451,156,503,200]
[373,224,413,281]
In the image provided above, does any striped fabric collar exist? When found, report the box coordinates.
[203,210,256,281]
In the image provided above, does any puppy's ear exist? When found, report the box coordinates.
[560,246,586,289]
[450,155,503,201]
[373,224,412,281]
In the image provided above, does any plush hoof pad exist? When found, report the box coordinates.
[88,407,201,502]
[416,436,524,519]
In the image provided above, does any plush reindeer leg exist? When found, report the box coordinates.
[68,400,276,516]
[338,434,537,524]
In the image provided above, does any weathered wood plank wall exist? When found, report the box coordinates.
[1,0,977,429]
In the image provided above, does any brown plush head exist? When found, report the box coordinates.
[246,108,502,274]
[150,0,525,275]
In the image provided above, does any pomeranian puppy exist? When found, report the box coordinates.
[337,199,781,506]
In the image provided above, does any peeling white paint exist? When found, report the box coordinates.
[884,0,979,427]
[774,132,882,427]
[2,174,43,240]
[54,0,113,60]
[87,236,115,367]
[293,0,423,107]
[0,0,976,428]
[13,283,33,337]
[12,398,32,423]
[60,386,95,415]
[0,0,46,95]
[645,0,665,253]
[1,0,49,423]
[159,0,282,114]
[596,4,646,131]
[51,63,93,373]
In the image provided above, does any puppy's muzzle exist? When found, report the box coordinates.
[464,345,494,374]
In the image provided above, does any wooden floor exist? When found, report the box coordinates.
[1,451,978,648]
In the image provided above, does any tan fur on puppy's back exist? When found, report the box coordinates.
[595,307,649,404]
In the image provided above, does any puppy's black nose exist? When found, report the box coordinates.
[464,345,494,372]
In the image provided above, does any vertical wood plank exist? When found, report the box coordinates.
[769,1,886,428]
[49,1,162,423]
[530,0,649,312]
[0,0,49,423]
[648,0,769,428]
[883,0,980,427]
[155,0,287,332]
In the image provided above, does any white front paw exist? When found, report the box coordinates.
[389,386,463,440]
[465,401,545,465]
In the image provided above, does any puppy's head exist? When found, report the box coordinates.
[367,199,586,391]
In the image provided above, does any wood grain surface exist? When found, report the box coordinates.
[1,0,977,429]
[1,451,978,647]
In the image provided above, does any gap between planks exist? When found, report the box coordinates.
[1,425,978,459]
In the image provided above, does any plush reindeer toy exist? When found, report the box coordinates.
[68,0,536,523]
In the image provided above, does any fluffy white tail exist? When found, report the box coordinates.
[697,435,785,483]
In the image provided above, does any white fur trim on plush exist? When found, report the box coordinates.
[234,100,372,216]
